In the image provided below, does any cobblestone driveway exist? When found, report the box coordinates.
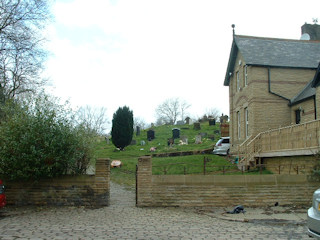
[0,182,310,239]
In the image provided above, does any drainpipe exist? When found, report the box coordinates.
[268,67,290,101]
[314,95,317,120]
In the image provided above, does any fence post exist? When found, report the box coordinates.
[259,158,262,174]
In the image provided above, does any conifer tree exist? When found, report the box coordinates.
[111,106,133,150]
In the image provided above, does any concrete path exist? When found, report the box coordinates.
[0,182,310,239]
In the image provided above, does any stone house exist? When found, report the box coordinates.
[224,23,320,158]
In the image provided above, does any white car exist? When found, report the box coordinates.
[212,137,230,155]
[308,188,320,239]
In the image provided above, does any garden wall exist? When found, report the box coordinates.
[136,156,319,207]
[4,158,110,207]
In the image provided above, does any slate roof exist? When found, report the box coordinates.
[290,80,315,106]
[224,35,320,86]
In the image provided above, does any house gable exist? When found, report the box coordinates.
[224,35,320,86]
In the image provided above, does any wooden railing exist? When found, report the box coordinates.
[238,119,320,168]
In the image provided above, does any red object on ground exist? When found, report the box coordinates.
[0,179,6,208]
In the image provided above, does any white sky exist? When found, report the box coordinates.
[44,0,320,128]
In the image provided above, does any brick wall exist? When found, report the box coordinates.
[136,156,319,207]
[4,158,110,207]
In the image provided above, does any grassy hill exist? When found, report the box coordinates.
[95,121,221,160]
[94,121,235,186]
[93,121,271,186]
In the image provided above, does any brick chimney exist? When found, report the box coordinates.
[301,23,320,40]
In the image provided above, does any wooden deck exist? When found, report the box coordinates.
[238,119,320,168]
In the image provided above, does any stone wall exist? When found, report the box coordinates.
[4,158,110,207]
[229,60,316,153]
[264,155,316,175]
[136,156,318,207]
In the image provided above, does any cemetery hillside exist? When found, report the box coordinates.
[94,121,264,186]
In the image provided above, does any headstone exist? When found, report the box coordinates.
[214,130,220,134]
[193,122,201,130]
[220,114,225,123]
[130,139,137,145]
[195,135,202,144]
[200,132,207,138]
[181,136,188,144]
[167,138,174,146]
[147,129,155,141]
[136,126,141,136]
[208,134,215,141]
[209,119,216,126]
[105,136,110,144]
[140,140,146,146]
[176,120,184,125]
[172,128,180,139]
[185,117,191,125]
[220,114,229,123]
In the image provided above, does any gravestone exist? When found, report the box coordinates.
[105,135,110,144]
[147,129,155,140]
[181,136,188,144]
[130,139,137,145]
[167,138,174,146]
[140,140,146,146]
[214,130,220,134]
[185,117,191,125]
[176,120,184,125]
[199,132,207,138]
[195,135,202,144]
[208,135,215,141]
[209,119,216,126]
[193,122,201,130]
[172,128,180,139]
[220,114,229,123]
[136,126,141,136]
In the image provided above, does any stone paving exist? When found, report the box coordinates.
[0,182,310,239]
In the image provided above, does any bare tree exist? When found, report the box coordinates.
[180,99,191,121]
[76,106,109,135]
[134,117,147,130]
[205,108,221,120]
[155,98,191,125]
[0,0,50,103]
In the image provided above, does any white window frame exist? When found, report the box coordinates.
[236,71,240,91]
[245,107,249,138]
[237,111,241,139]
[244,65,248,87]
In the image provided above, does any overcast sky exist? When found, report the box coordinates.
[44,0,320,129]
